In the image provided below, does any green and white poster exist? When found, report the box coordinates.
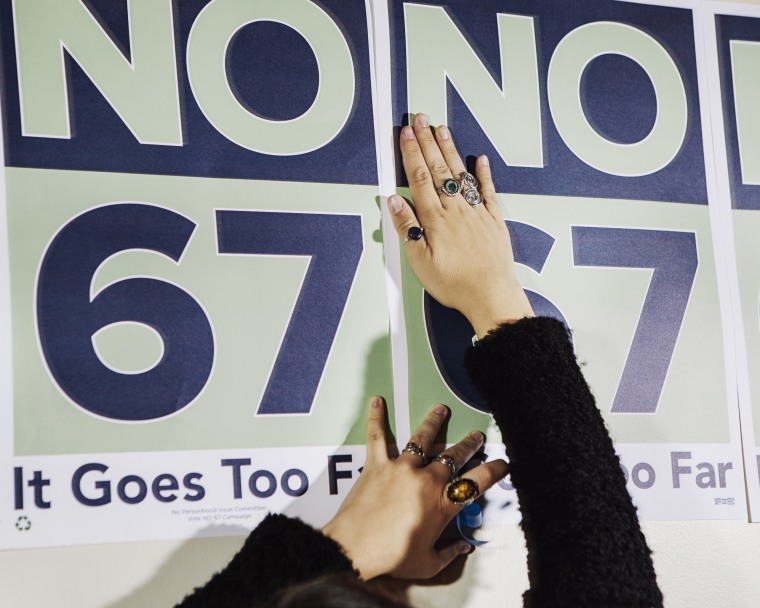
[706,0,760,521]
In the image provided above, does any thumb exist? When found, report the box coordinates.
[386,195,422,241]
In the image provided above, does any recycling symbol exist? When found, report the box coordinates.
[15,515,31,531]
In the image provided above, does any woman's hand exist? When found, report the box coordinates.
[387,114,533,337]
[322,396,508,580]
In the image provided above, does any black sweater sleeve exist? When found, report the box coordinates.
[464,317,663,608]
[175,513,355,608]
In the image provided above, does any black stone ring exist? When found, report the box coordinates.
[403,226,425,242]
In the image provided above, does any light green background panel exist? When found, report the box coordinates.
[733,212,760,444]
[402,193,728,446]
[8,168,393,455]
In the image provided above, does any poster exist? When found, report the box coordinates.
[387,0,746,522]
[706,1,760,521]
[0,0,393,548]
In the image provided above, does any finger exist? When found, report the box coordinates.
[400,125,442,217]
[401,404,448,465]
[432,542,473,575]
[474,155,503,222]
[365,396,389,466]
[450,459,510,507]
[429,431,485,480]
[434,125,467,179]
[411,114,456,200]
[386,195,426,248]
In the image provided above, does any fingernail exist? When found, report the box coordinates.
[414,113,429,127]
[401,125,415,141]
[433,404,447,416]
[437,125,450,140]
[370,396,383,408]
[478,155,489,167]
[471,431,485,444]
[460,543,473,554]
[388,195,404,214]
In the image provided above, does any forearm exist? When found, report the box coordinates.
[175,514,355,608]
[465,317,663,608]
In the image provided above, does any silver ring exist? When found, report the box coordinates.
[463,188,483,206]
[460,172,479,190]
[440,177,462,197]
[432,454,457,480]
[402,441,426,460]
[403,226,424,242]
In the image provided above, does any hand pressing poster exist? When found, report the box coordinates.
[0,0,393,549]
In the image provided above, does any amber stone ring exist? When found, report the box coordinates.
[446,477,479,506]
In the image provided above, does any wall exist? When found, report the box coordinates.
[2,520,760,606]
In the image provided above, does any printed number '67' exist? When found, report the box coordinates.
[36,204,362,421]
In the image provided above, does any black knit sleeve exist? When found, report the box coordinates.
[175,513,356,608]
[464,317,663,608]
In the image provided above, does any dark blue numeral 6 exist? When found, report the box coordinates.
[425,222,568,413]
[36,204,214,421]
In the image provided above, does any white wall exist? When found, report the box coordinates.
[3,520,760,607]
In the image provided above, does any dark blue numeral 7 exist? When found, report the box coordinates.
[216,211,363,415]
[572,227,698,414]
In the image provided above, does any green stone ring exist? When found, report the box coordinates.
[446,477,480,506]
[440,177,462,197]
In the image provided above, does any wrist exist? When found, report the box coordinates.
[322,519,382,580]
[466,290,534,338]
